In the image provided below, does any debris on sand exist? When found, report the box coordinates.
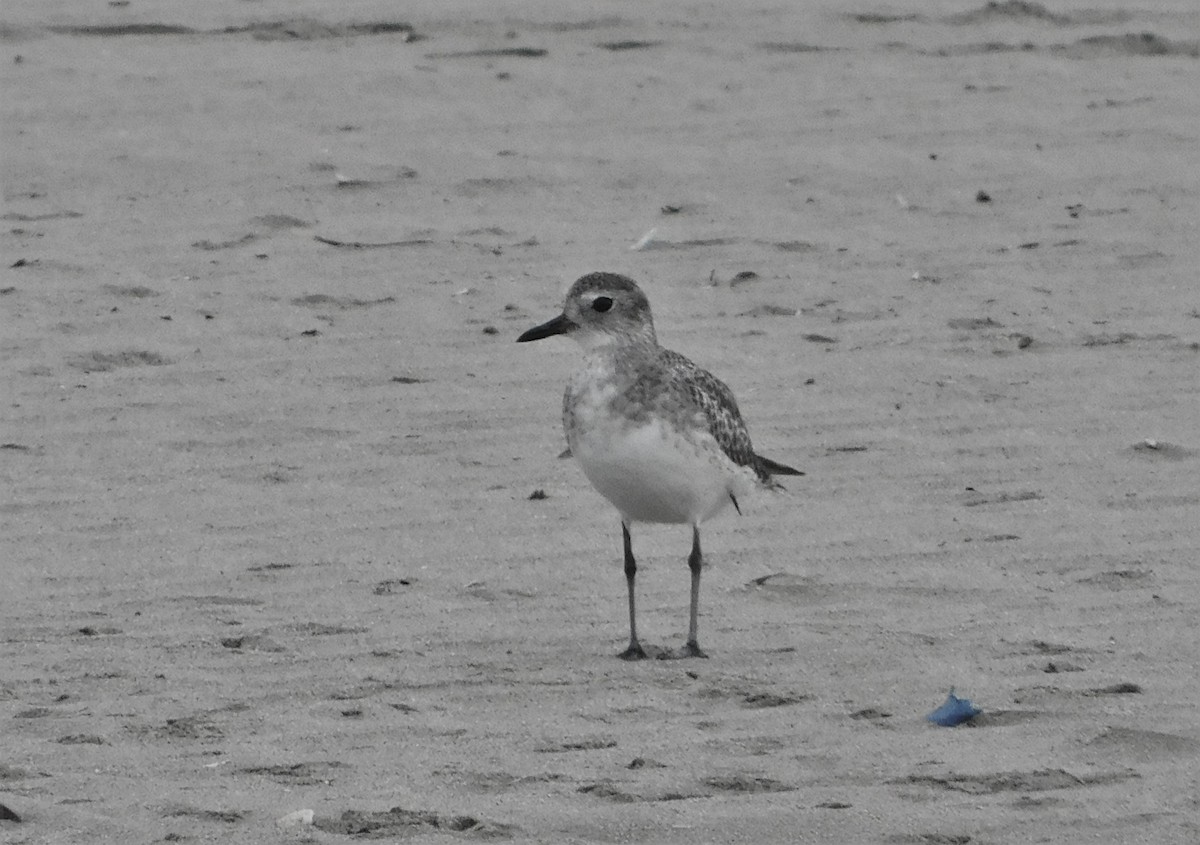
[927,689,982,726]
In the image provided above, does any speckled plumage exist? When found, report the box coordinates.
[518,272,802,658]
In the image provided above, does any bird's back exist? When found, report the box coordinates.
[655,347,763,477]
[657,346,803,483]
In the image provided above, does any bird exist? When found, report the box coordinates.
[517,272,803,659]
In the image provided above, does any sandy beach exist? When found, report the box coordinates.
[3,1,1199,842]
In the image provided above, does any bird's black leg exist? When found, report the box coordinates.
[661,525,709,660]
[617,521,648,660]
[683,525,709,658]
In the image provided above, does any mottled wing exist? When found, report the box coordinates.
[656,348,763,477]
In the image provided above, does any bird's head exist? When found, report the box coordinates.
[517,272,657,350]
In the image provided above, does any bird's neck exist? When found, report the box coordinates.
[576,325,657,353]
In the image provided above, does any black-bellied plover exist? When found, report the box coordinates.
[518,272,802,659]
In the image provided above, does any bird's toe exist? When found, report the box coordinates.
[618,642,650,661]
[657,642,709,660]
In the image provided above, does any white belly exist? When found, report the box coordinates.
[571,415,745,525]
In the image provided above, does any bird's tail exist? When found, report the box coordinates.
[755,454,804,486]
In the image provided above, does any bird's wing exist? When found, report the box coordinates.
[655,348,760,475]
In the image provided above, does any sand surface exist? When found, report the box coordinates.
[3,1,1199,842]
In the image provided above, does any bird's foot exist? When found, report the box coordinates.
[657,641,709,660]
[618,641,650,661]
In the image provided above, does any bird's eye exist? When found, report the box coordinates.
[592,296,613,313]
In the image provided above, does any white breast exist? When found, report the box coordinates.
[567,381,752,524]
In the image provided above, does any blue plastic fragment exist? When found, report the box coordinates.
[926,688,982,726]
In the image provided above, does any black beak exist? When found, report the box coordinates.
[517,313,575,343]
